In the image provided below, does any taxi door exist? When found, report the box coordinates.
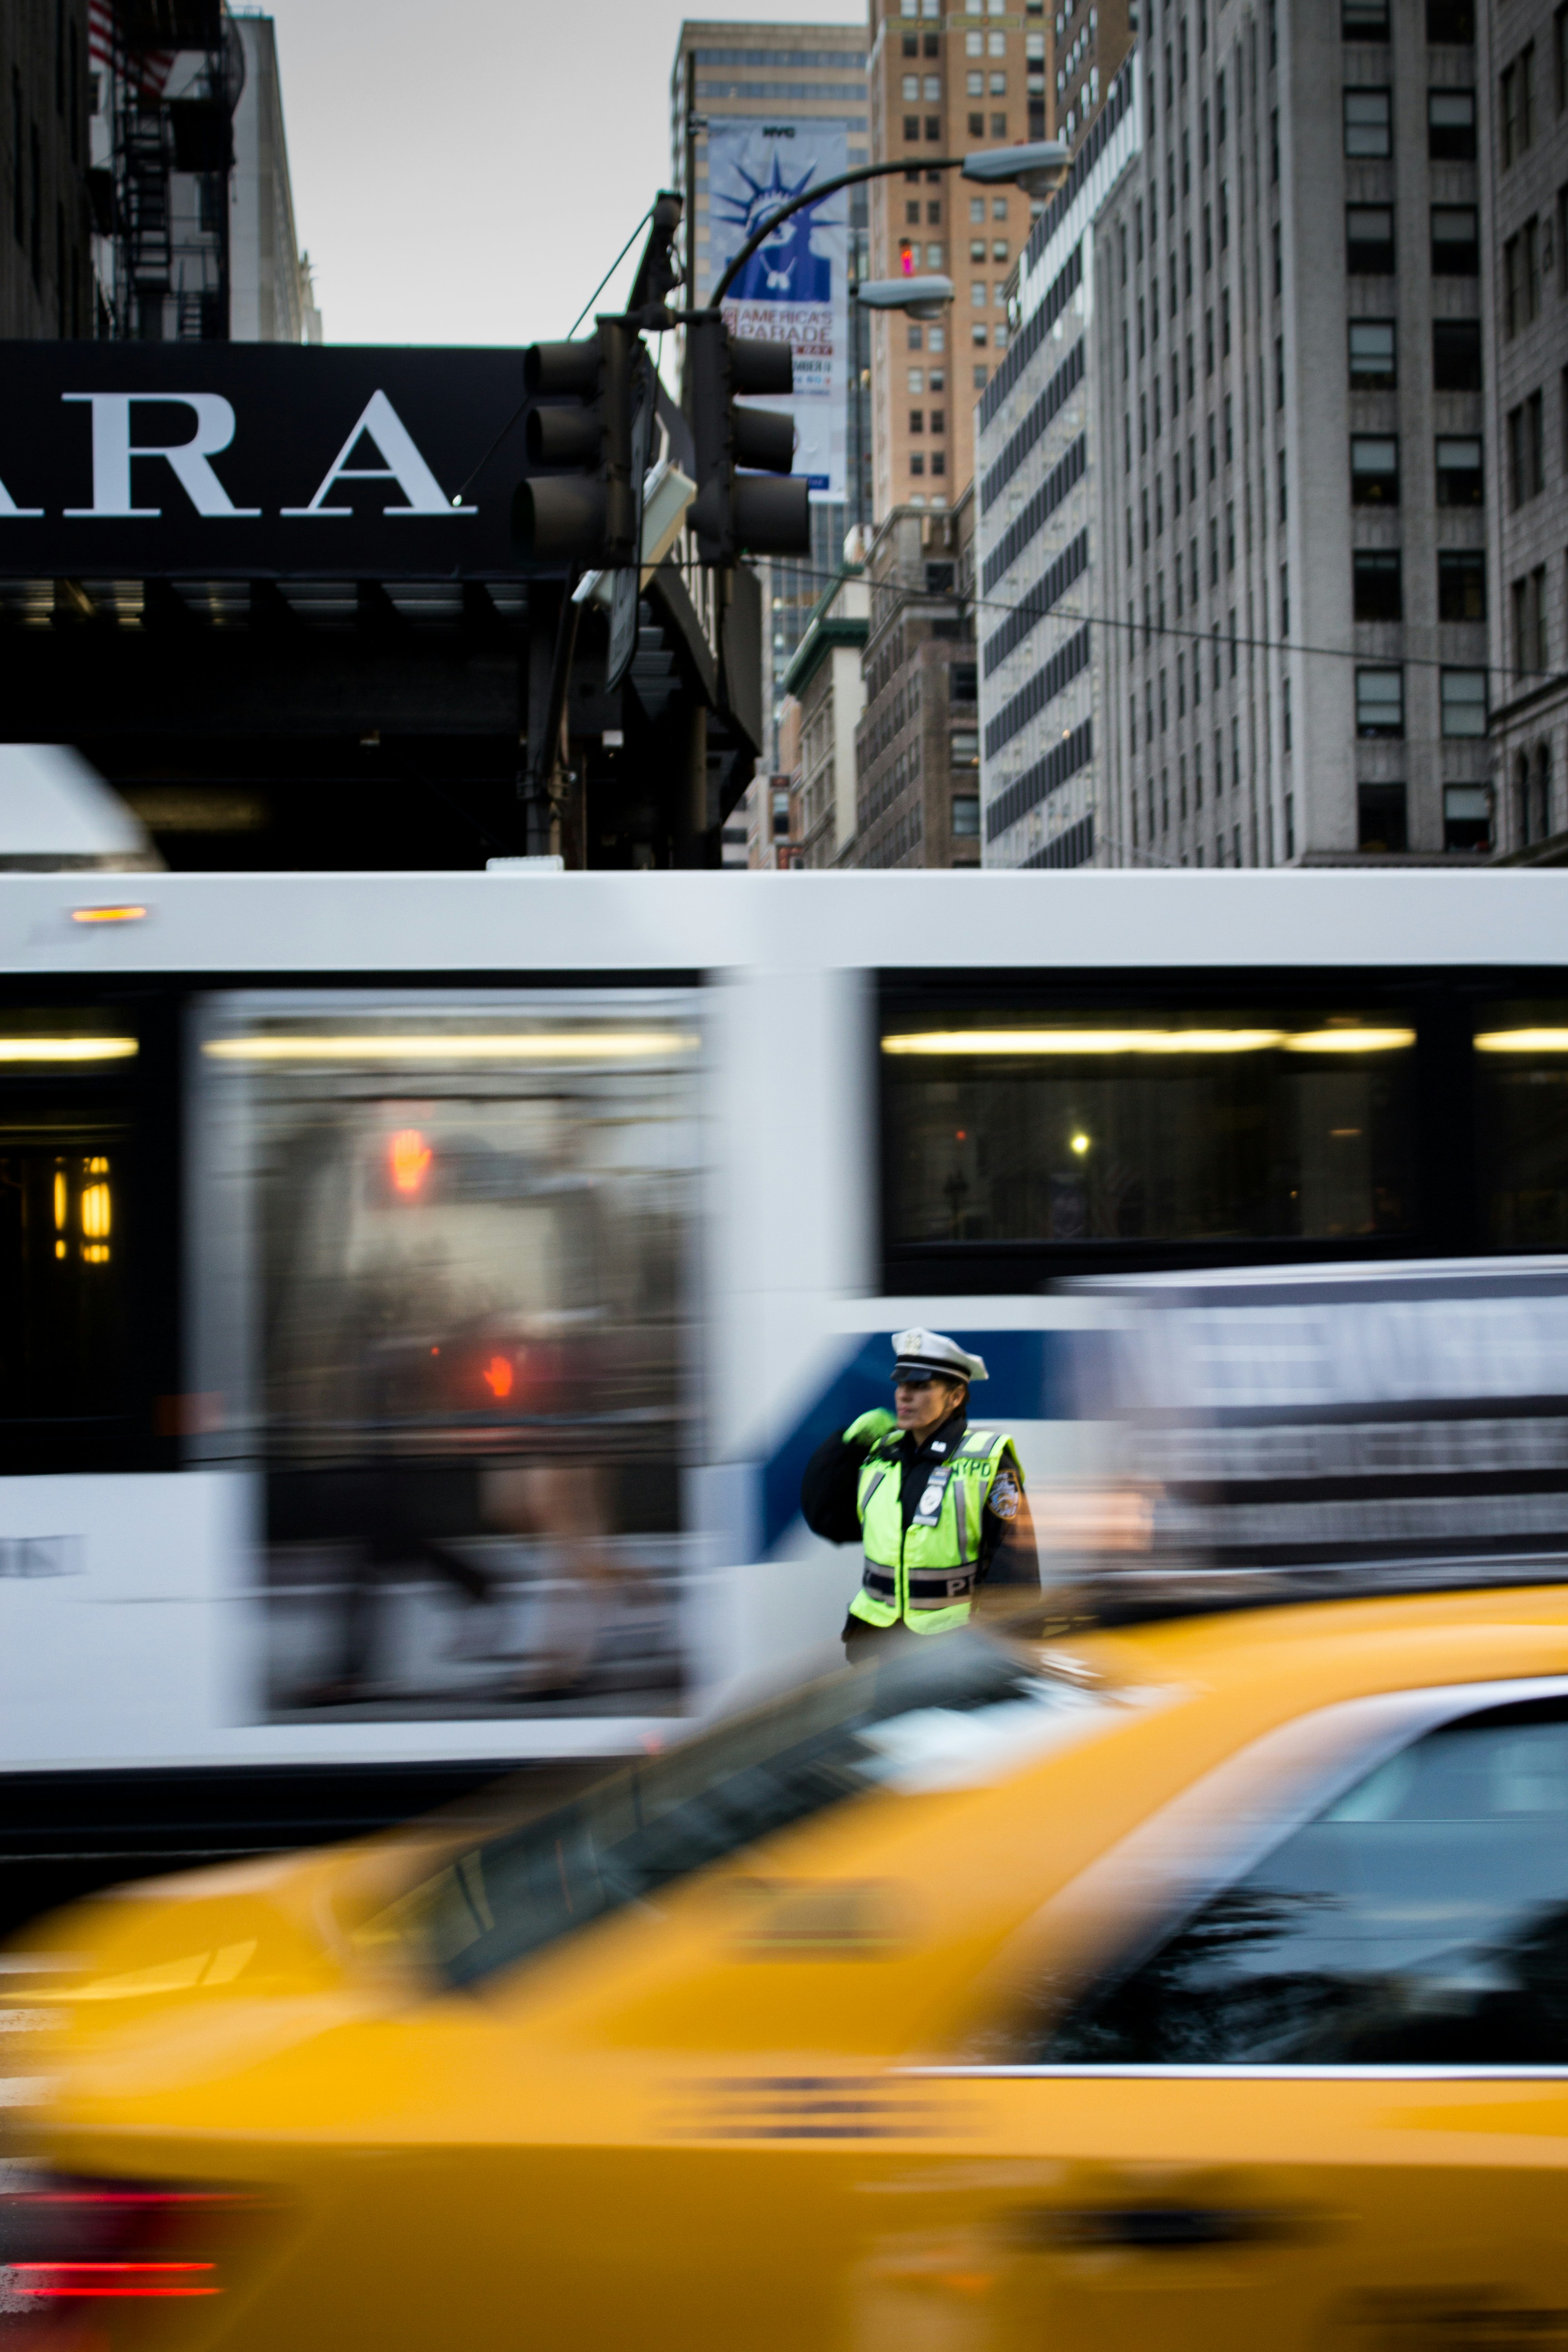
[906,1677,1568,2352]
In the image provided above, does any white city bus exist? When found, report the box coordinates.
[3,866,1568,1865]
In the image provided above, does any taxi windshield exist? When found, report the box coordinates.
[416,1633,1107,1987]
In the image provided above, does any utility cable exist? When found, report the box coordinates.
[655,550,1568,695]
[448,209,657,511]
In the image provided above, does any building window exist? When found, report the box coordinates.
[1440,666,1488,735]
[1346,205,1395,273]
[1507,390,1545,504]
[1426,0,1474,38]
[1438,549,1486,620]
[1503,221,1540,333]
[1349,318,1397,387]
[771,788,791,840]
[1500,42,1537,167]
[1343,0,1390,33]
[1353,549,1404,621]
[1512,564,1549,674]
[1351,434,1400,503]
[909,408,925,433]
[1345,88,1392,155]
[1443,784,1491,852]
[1356,666,1405,736]
[931,450,946,476]
[1436,434,1484,504]
[968,111,984,135]
[910,451,926,476]
[1428,88,1476,158]
[1359,782,1408,852]
[1431,205,1480,273]
[1432,318,1481,389]
[952,795,980,838]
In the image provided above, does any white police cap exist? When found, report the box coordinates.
[890,1328,989,1384]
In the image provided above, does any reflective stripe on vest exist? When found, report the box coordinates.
[848,1428,1021,1636]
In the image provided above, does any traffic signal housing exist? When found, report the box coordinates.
[686,314,812,566]
[514,320,641,568]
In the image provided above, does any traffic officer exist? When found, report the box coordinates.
[800,1328,1038,1660]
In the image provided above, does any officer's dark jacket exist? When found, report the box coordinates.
[800,1405,1040,1594]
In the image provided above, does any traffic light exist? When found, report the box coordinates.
[514,320,642,568]
[686,313,812,566]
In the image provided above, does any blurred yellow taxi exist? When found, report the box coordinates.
[5,1582,1568,2352]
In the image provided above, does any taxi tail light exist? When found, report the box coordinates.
[0,2175,258,2305]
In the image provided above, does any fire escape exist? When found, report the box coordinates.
[108,0,244,339]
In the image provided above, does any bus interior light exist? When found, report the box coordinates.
[0,1037,138,1062]
[1279,1027,1415,1053]
[69,905,148,925]
[204,1032,699,1063]
[1475,1029,1568,1053]
[881,1027,1415,1057]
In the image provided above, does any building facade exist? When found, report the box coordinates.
[229,14,318,344]
[87,5,313,343]
[1094,0,1497,870]
[779,554,870,865]
[865,0,1136,521]
[0,0,92,338]
[975,61,1141,867]
[1481,0,1566,858]
[670,20,868,762]
[845,489,982,865]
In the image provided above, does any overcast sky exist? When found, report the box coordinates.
[263,0,861,348]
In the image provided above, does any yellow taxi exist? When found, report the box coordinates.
[5,1582,1568,2352]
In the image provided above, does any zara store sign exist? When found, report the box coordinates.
[0,343,534,577]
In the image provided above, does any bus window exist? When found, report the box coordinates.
[0,1014,140,1448]
[1476,1006,1568,1247]
[190,992,700,1725]
[881,997,1417,1258]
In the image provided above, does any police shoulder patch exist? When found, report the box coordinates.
[986,1470,1021,1521]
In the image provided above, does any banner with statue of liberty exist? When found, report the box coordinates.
[705,118,848,503]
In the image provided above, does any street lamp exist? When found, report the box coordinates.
[856,274,954,322]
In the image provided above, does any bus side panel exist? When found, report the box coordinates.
[0,1468,258,1767]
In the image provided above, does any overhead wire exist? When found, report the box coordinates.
[654,549,1568,696]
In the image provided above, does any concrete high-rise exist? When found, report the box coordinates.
[1481,0,1567,858]
[229,15,318,344]
[975,60,1141,867]
[1093,0,1497,869]
[0,0,91,336]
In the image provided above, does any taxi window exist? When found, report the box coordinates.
[412,1636,1108,1986]
[1043,1695,1568,2066]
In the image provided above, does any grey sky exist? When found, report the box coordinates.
[263,0,861,348]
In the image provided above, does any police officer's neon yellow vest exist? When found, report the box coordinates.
[848,1428,1023,1637]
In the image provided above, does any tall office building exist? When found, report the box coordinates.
[229,14,318,344]
[975,61,1140,867]
[865,0,1135,523]
[0,0,92,336]
[1481,0,1566,857]
[1093,0,1496,870]
[670,20,868,761]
